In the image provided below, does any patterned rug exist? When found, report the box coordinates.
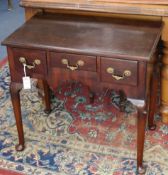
[0,63,168,175]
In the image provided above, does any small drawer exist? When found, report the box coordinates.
[101,57,138,86]
[11,48,47,76]
[49,52,96,72]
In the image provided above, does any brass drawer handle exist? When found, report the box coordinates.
[61,58,84,71]
[106,67,131,80]
[19,57,41,69]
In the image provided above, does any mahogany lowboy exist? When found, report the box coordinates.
[2,13,162,174]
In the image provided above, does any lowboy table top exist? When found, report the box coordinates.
[2,13,162,60]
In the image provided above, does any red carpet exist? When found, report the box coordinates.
[1,61,168,174]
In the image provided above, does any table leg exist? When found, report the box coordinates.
[8,0,13,10]
[41,80,51,114]
[148,61,160,130]
[137,107,147,174]
[10,82,25,151]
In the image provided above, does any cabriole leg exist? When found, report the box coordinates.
[137,107,147,174]
[10,82,25,151]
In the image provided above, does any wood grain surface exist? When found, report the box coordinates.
[20,0,168,16]
[90,0,168,5]
[21,0,168,5]
[2,13,162,60]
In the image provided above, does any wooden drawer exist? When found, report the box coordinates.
[49,52,97,72]
[101,57,138,86]
[11,48,47,76]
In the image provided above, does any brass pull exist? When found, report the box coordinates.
[106,67,131,80]
[61,58,84,71]
[19,57,41,69]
